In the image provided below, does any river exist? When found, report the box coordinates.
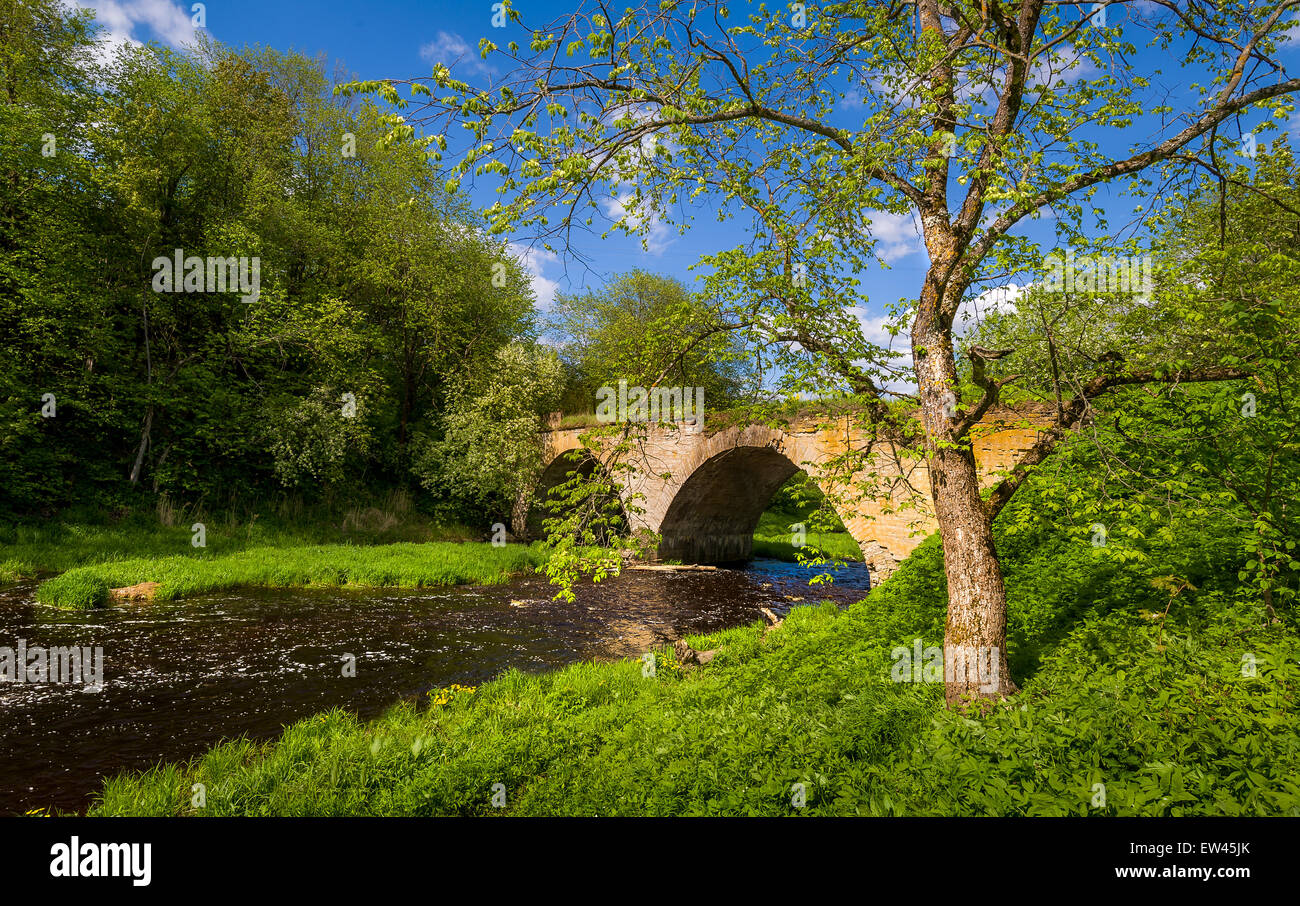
[0,558,869,815]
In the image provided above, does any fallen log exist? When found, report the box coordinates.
[673,639,717,666]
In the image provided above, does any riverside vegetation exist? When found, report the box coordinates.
[87,442,1300,817]
[750,473,865,564]
[11,481,847,608]
[32,542,546,609]
[3,492,544,608]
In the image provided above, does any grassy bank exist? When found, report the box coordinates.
[750,472,865,563]
[751,510,864,562]
[0,492,480,584]
[32,542,547,608]
[88,519,1300,816]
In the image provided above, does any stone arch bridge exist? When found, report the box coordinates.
[514,408,1048,584]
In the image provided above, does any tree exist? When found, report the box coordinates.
[346,0,1300,703]
[0,9,546,519]
[413,341,565,521]
[549,269,757,412]
[0,0,104,512]
[971,144,1300,617]
[92,38,298,494]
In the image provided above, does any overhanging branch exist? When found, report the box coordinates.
[984,366,1252,519]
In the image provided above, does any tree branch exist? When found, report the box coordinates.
[985,366,1251,518]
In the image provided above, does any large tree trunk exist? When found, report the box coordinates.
[928,439,1017,704]
[913,265,1017,705]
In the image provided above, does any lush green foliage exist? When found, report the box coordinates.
[970,147,1300,614]
[413,343,565,518]
[751,474,863,563]
[0,490,480,583]
[5,1,1297,816]
[87,446,1298,816]
[751,512,864,563]
[0,1,546,527]
[548,270,758,413]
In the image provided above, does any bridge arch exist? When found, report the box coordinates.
[657,445,849,564]
[520,448,627,544]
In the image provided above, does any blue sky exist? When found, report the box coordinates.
[74,0,1300,358]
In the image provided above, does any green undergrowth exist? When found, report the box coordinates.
[87,525,1299,816]
[751,510,864,563]
[751,474,865,563]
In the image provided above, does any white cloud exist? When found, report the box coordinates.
[1026,48,1098,94]
[88,27,141,65]
[1278,14,1298,48]
[854,309,916,396]
[865,210,925,261]
[849,284,1023,395]
[508,241,560,310]
[858,310,910,350]
[838,88,865,110]
[601,192,674,255]
[74,0,198,63]
[419,31,496,77]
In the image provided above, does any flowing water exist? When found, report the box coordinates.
[0,558,869,815]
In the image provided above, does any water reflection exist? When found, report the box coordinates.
[0,557,869,814]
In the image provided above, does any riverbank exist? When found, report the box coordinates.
[32,542,548,608]
[4,501,855,607]
[4,558,861,815]
[0,501,481,585]
[0,502,541,607]
[87,529,1300,816]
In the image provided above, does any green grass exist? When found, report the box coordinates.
[30,541,547,606]
[751,510,864,562]
[553,413,604,430]
[34,571,110,609]
[0,503,481,585]
[86,527,1300,817]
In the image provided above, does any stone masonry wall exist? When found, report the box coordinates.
[525,407,1049,584]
